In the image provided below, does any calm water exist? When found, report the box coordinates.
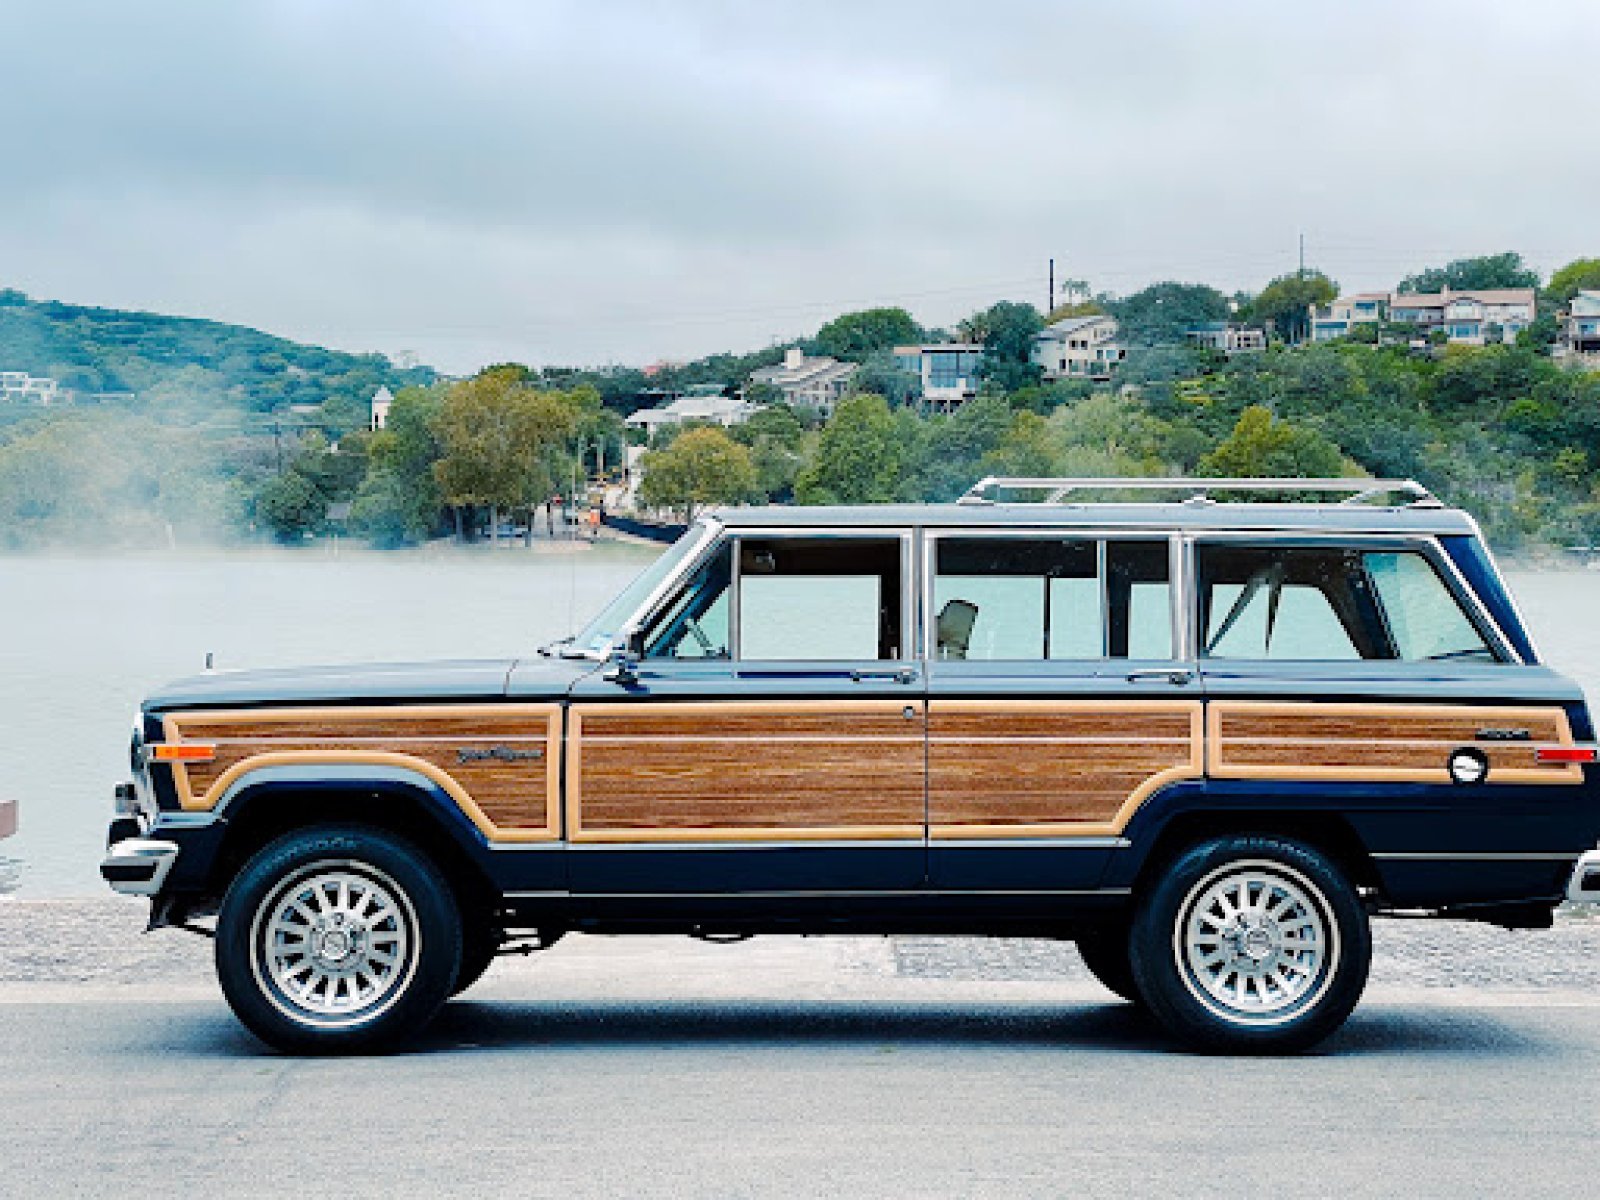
[2,551,1598,896]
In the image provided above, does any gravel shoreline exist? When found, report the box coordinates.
[2,897,1597,992]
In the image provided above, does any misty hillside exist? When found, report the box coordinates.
[0,287,433,413]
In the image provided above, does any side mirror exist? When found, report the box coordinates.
[604,626,646,685]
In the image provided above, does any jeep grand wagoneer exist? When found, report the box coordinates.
[102,478,1600,1053]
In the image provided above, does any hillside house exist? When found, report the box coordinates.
[1032,316,1125,382]
[748,348,857,414]
[891,343,985,411]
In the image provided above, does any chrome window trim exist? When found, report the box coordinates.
[1187,529,1522,666]
[596,517,721,658]
[1463,509,1544,664]
[921,527,1182,664]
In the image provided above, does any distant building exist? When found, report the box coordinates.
[370,385,394,431]
[1032,315,1125,382]
[748,347,856,414]
[1387,287,1536,344]
[0,371,60,405]
[624,384,758,435]
[1311,293,1389,342]
[892,343,985,411]
[1555,290,1600,364]
[1185,323,1268,355]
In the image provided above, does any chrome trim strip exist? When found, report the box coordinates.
[557,837,1130,851]
[1372,851,1580,861]
[505,888,1132,899]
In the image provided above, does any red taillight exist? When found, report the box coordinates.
[1535,746,1599,764]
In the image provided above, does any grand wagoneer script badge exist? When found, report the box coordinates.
[457,746,545,765]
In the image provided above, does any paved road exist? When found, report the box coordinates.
[2,911,1600,1198]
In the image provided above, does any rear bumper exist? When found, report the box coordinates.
[100,838,180,896]
[1567,850,1600,905]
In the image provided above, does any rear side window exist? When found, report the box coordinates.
[933,537,1172,660]
[1197,544,1496,662]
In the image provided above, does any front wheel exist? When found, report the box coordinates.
[216,826,462,1054]
[1129,836,1370,1054]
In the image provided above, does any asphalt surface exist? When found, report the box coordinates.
[2,904,1599,1198]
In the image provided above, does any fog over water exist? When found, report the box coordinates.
[2,552,1597,897]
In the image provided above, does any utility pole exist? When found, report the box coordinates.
[1298,233,1305,280]
[1048,258,1055,314]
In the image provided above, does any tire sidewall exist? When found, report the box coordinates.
[1129,836,1370,1054]
[216,825,462,1054]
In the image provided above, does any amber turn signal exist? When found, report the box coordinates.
[150,743,217,764]
[1535,746,1598,764]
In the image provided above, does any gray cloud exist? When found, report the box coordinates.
[2,0,1596,371]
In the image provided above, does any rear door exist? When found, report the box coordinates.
[925,530,1203,892]
[566,528,927,896]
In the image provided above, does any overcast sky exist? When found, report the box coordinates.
[3,0,1597,373]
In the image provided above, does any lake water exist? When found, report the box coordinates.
[3,549,1599,896]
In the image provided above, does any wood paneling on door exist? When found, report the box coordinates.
[928,700,1204,837]
[569,701,926,841]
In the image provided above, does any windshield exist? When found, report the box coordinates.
[567,521,713,657]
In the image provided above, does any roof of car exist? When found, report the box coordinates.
[711,502,1480,537]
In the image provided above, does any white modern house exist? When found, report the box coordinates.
[369,385,394,431]
[1555,290,1600,364]
[747,347,857,414]
[624,384,759,435]
[1185,323,1268,354]
[892,343,985,411]
[1387,287,1537,344]
[1311,293,1389,341]
[1032,315,1125,382]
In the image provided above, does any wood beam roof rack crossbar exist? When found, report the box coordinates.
[958,476,1440,508]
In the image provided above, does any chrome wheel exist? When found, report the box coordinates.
[1174,860,1337,1027]
[250,861,419,1029]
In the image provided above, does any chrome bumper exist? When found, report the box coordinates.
[100,838,179,896]
[1567,850,1600,905]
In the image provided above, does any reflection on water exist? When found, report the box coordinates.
[0,552,1595,897]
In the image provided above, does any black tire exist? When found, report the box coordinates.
[451,917,502,997]
[215,825,462,1054]
[1075,924,1143,1005]
[1129,835,1370,1055]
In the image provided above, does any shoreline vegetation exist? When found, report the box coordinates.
[3,251,1599,556]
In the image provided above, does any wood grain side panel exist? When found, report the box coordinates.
[571,702,925,840]
[162,705,563,839]
[1210,701,1582,785]
[928,701,1204,835]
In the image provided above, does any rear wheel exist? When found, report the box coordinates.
[1129,835,1370,1054]
[216,826,462,1054]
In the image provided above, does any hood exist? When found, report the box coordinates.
[143,658,569,712]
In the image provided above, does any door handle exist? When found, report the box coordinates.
[1127,668,1193,685]
[850,668,918,684]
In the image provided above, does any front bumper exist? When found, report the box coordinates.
[100,838,180,896]
[1567,850,1600,905]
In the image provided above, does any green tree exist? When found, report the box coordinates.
[795,393,903,504]
[814,308,921,362]
[1247,272,1338,344]
[351,386,444,545]
[255,469,326,541]
[637,426,758,520]
[1547,258,1600,308]
[1110,282,1232,346]
[852,349,923,407]
[1199,405,1345,478]
[1398,252,1540,295]
[960,301,1044,392]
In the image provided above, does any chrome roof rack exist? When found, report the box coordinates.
[958,476,1441,508]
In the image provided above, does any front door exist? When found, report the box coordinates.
[566,530,926,896]
[925,532,1202,892]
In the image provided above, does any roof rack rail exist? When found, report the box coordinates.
[958,476,1441,508]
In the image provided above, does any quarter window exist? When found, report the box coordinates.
[1197,544,1495,662]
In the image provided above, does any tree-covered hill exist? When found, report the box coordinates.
[0,287,432,416]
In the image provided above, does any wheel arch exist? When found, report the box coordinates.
[203,769,499,914]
